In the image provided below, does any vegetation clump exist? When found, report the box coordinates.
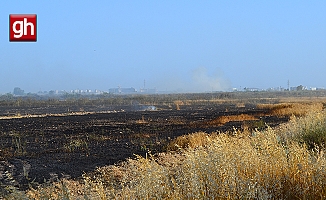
[256,102,324,117]
[207,114,257,126]
[278,110,326,150]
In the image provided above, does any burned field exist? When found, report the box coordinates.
[0,103,292,192]
[0,89,326,194]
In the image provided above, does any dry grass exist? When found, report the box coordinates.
[235,102,246,108]
[257,102,323,117]
[0,111,116,120]
[207,114,257,126]
[165,132,215,151]
[173,100,183,110]
[278,96,326,104]
[109,128,325,199]
[166,117,186,125]
[26,179,85,199]
[135,116,148,124]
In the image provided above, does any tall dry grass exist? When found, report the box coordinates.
[64,128,324,200]
[165,132,214,151]
[256,102,324,117]
[207,114,257,126]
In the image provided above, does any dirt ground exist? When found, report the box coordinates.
[0,104,288,192]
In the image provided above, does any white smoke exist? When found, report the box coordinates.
[191,67,231,92]
[151,66,231,93]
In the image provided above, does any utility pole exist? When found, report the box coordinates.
[288,80,290,91]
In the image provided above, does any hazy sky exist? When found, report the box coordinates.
[1,1,325,93]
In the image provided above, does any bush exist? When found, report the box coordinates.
[278,110,326,150]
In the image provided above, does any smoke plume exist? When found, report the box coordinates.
[191,67,231,92]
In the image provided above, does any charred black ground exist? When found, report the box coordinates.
[0,106,288,191]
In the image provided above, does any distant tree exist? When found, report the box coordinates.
[297,85,304,91]
[13,87,24,95]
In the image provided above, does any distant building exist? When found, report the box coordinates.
[109,87,136,94]
[139,88,157,94]
[244,87,259,92]
[290,85,309,91]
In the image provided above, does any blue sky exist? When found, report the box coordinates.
[1,1,325,93]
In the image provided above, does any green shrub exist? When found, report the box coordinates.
[278,111,326,150]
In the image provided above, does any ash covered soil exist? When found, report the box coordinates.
[0,104,288,191]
